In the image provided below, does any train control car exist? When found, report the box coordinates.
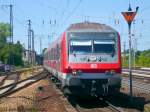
[44,22,121,96]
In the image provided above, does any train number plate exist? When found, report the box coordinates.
[90,64,97,68]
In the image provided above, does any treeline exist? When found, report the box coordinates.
[0,23,23,66]
[122,49,150,67]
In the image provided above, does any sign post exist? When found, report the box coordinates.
[122,4,138,101]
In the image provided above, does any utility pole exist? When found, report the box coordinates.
[39,37,42,55]
[10,4,13,43]
[31,30,34,53]
[1,4,13,43]
[27,20,35,65]
[31,30,35,65]
[122,4,139,101]
[1,4,14,65]
[9,4,14,66]
[28,20,32,64]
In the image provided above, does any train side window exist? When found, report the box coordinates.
[50,49,52,60]
[56,44,59,60]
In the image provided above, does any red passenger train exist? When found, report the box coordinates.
[44,22,121,96]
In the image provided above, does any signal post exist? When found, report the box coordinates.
[121,4,139,101]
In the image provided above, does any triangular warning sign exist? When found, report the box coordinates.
[122,11,136,25]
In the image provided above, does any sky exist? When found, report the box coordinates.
[0,0,150,54]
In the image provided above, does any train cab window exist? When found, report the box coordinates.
[70,40,92,54]
[93,40,115,54]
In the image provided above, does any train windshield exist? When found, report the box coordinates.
[93,40,115,54]
[68,32,117,54]
[70,40,92,53]
[68,32,118,63]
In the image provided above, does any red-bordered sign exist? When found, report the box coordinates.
[122,11,136,25]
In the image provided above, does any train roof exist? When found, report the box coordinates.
[67,22,116,32]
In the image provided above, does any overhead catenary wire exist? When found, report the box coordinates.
[0,5,26,28]
[57,0,70,25]
[52,0,82,39]
[60,0,82,26]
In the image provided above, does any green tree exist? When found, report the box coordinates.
[0,41,23,66]
[0,44,11,64]
[0,23,23,66]
[122,49,150,68]
[13,41,23,66]
[137,50,150,67]
[0,23,10,62]
[0,23,10,48]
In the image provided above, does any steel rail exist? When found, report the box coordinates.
[0,75,9,86]
[74,101,99,112]
[69,95,125,112]
[122,69,150,75]
[0,74,19,96]
[98,97,124,112]
[122,75,150,82]
[122,83,150,94]
[122,78,150,94]
[0,66,42,76]
[0,71,43,90]
[0,71,48,98]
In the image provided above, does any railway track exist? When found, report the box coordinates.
[122,69,150,78]
[0,71,18,86]
[48,73,133,112]
[0,67,144,112]
[0,75,9,86]
[123,68,150,73]
[48,75,125,112]
[122,75,150,84]
[0,74,19,97]
[70,96,124,112]
[60,91,125,112]
[0,66,43,87]
[0,71,48,98]
[0,68,48,98]
[99,97,124,112]
[0,72,19,95]
[122,77,150,94]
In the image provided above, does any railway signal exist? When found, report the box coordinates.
[121,4,139,100]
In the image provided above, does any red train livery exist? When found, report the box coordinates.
[44,22,121,96]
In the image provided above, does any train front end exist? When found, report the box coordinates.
[62,22,121,96]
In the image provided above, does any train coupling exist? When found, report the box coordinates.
[102,84,109,96]
[90,80,97,96]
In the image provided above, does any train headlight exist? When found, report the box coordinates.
[72,70,77,76]
[72,70,82,76]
